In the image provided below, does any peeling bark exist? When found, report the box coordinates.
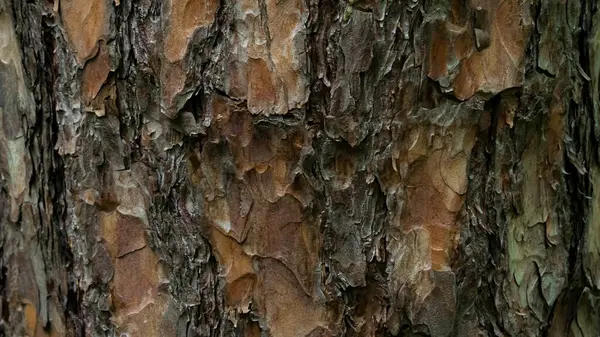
[2,0,600,336]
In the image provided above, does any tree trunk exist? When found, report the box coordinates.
[1,0,600,336]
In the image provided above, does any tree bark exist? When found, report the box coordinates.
[1,0,600,336]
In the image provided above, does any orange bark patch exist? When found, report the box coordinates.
[197,93,324,331]
[100,212,147,258]
[243,194,318,294]
[210,227,255,283]
[210,227,255,311]
[254,259,329,337]
[452,0,532,99]
[226,275,256,311]
[112,247,159,310]
[24,302,37,337]
[60,0,108,64]
[164,0,219,62]
[248,58,276,114]
[99,211,172,336]
[400,127,475,271]
[81,42,110,105]
[427,1,473,82]
[428,25,450,80]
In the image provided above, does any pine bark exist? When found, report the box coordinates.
[1,0,600,336]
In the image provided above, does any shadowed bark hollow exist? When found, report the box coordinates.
[1,0,600,336]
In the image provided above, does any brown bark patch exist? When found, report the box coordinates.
[254,259,330,337]
[81,42,110,105]
[248,58,276,115]
[452,0,532,99]
[60,0,109,64]
[99,211,172,336]
[266,0,308,113]
[164,0,219,62]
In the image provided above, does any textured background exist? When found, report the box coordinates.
[1,0,600,336]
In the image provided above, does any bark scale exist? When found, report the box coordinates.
[1,0,600,336]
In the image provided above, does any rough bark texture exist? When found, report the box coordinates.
[1,0,600,336]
